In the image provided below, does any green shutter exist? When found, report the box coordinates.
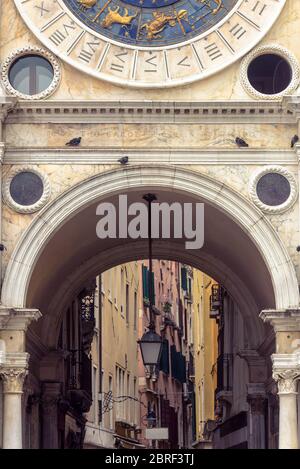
[142,265,149,300]
[181,267,187,291]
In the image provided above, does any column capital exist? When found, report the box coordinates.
[0,352,29,393]
[259,309,300,332]
[0,307,42,331]
[272,352,300,394]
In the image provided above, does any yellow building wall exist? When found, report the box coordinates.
[91,262,141,431]
[192,270,218,442]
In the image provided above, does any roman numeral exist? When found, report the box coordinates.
[177,56,190,67]
[204,43,222,61]
[34,2,50,16]
[144,55,157,72]
[252,1,267,16]
[110,51,128,72]
[78,39,101,63]
[49,22,76,46]
[229,23,247,40]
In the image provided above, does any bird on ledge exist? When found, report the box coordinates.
[235,137,249,148]
[118,156,129,165]
[66,137,82,146]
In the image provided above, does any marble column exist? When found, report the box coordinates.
[260,309,300,450]
[0,353,29,449]
[0,307,42,449]
[273,369,300,450]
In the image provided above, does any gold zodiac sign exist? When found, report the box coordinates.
[141,10,188,40]
[77,0,97,10]
[101,6,137,28]
[200,0,223,15]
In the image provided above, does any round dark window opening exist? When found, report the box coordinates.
[8,54,54,96]
[247,54,292,95]
[256,173,291,207]
[10,171,44,206]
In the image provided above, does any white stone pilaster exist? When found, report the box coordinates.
[272,353,300,449]
[0,352,29,449]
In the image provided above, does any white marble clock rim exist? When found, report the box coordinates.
[13,0,287,88]
[55,0,244,51]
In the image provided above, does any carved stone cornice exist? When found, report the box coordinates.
[283,95,300,120]
[0,97,17,123]
[4,100,295,125]
[0,307,42,331]
[4,147,297,166]
[259,309,300,332]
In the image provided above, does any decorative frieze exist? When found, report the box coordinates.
[4,100,296,125]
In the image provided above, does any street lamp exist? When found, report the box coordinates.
[138,329,163,367]
[138,193,162,369]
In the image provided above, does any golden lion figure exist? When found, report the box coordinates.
[101,6,137,28]
[77,0,97,10]
[200,0,222,15]
[141,10,188,40]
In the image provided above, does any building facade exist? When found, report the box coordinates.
[1,0,300,449]
[84,264,141,449]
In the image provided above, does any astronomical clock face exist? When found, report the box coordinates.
[14,0,286,87]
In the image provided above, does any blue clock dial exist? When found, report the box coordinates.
[64,0,238,47]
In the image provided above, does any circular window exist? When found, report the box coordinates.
[240,45,300,100]
[10,171,44,206]
[249,166,297,214]
[8,55,54,96]
[256,173,291,206]
[3,167,51,214]
[1,46,61,100]
[247,54,292,95]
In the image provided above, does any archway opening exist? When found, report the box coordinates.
[3,166,297,449]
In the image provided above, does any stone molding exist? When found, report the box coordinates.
[240,45,300,101]
[0,307,42,330]
[3,148,297,166]
[1,166,299,313]
[2,166,51,214]
[260,309,300,332]
[4,100,296,125]
[249,166,298,214]
[1,46,61,101]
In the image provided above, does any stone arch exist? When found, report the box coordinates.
[1,165,298,347]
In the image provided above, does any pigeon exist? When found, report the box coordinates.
[66,137,82,146]
[118,156,129,165]
[291,135,299,148]
[235,137,249,148]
